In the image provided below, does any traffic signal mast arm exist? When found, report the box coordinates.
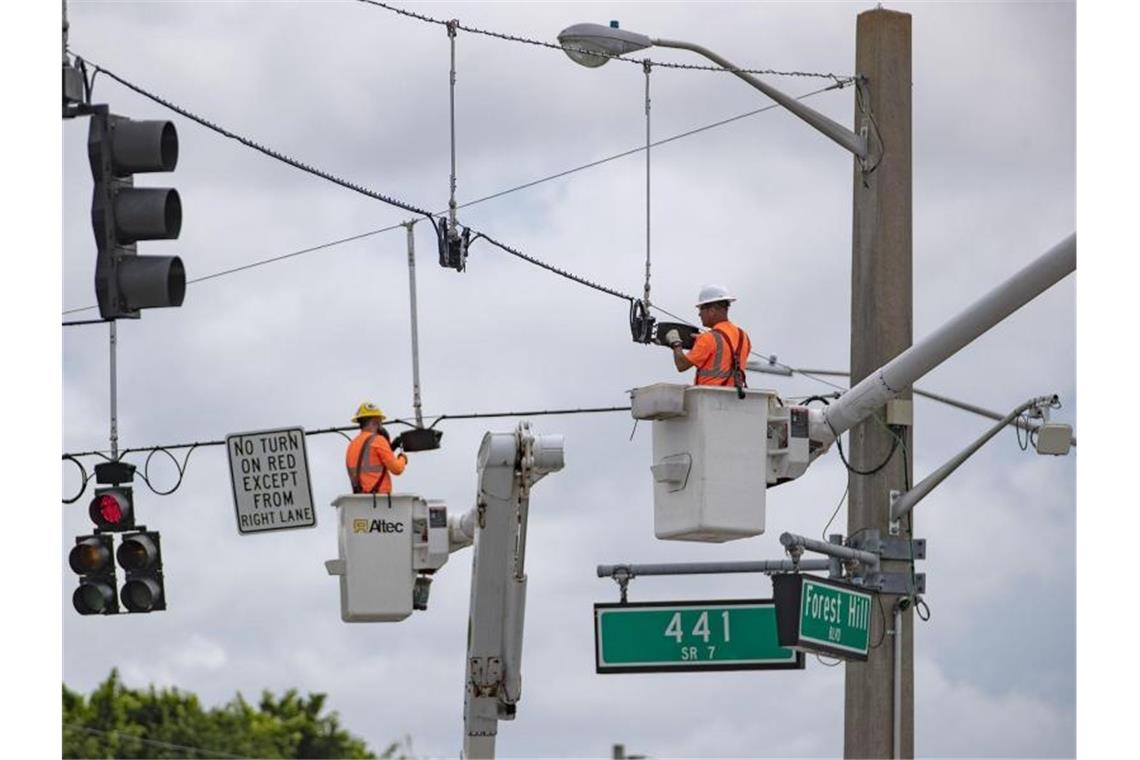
[806,234,1076,452]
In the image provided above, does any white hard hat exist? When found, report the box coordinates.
[695,284,736,307]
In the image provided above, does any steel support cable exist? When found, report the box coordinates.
[76,57,436,220]
[357,0,855,80]
[61,405,632,464]
[476,233,635,302]
[62,455,90,504]
[62,75,848,317]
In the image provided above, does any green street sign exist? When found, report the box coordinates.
[594,599,804,674]
[773,574,874,661]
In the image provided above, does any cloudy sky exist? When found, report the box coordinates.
[13,0,1133,756]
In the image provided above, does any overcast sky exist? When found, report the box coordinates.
[12,0,1137,757]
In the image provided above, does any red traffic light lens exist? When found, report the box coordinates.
[88,488,133,531]
[96,494,123,524]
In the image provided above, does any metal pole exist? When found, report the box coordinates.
[596,559,830,577]
[893,601,902,760]
[795,369,1076,447]
[447,20,459,233]
[820,235,1075,441]
[403,221,424,428]
[890,395,1055,524]
[642,60,652,317]
[847,9,912,758]
[651,38,867,160]
[778,533,879,570]
[109,320,119,460]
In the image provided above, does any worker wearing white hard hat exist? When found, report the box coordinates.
[664,284,752,395]
[345,401,408,494]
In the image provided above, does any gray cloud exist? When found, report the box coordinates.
[59,1,1075,757]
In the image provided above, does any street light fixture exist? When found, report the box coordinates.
[557,21,868,162]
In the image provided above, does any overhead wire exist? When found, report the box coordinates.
[77,57,435,220]
[357,0,855,81]
[62,724,249,760]
[61,404,633,501]
[62,72,851,317]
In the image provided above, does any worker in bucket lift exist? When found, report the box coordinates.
[345,402,407,495]
[665,285,752,393]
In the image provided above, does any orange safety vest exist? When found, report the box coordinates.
[691,322,751,390]
[345,430,405,494]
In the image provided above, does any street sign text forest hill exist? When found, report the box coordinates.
[773,574,874,660]
[226,427,316,535]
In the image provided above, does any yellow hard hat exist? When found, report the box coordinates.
[351,401,386,423]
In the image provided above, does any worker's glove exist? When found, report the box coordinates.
[664,329,682,348]
[390,433,404,450]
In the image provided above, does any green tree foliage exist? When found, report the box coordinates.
[62,669,411,759]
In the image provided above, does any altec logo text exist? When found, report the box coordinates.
[353,519,405,534]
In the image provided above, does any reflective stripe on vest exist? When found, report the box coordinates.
[695,331,734,383]
[347,433,388,494]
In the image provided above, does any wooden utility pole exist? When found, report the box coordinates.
[846,8,913,759]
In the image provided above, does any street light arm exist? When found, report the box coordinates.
[651,37,868,160]
[889,395,1057,524]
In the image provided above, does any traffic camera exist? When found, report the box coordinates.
[88,107,185,319]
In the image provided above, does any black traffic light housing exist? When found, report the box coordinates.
[435,218,470,272]
[116,531,166,613]
[88,106,185,320]
[69,534,119,615]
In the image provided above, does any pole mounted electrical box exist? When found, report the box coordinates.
[325,494,450,622]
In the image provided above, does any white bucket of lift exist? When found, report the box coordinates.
[327,493,418,622]
[634,384,773,542]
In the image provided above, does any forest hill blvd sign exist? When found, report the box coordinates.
[226,427,316,534]
[773,574,874,660]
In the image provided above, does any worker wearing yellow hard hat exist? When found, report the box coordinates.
[664,284,751,395]
[345,402,407,494]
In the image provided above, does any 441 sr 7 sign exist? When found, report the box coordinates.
[594,599,803,673]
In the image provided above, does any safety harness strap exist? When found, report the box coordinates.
[348,433,387,494]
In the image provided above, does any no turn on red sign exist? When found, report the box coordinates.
[226,427,317,535]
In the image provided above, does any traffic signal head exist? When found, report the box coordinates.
[88,108,185,320]
[88,486,135,532]
[69,535,119,615]
[116,531,165,613]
